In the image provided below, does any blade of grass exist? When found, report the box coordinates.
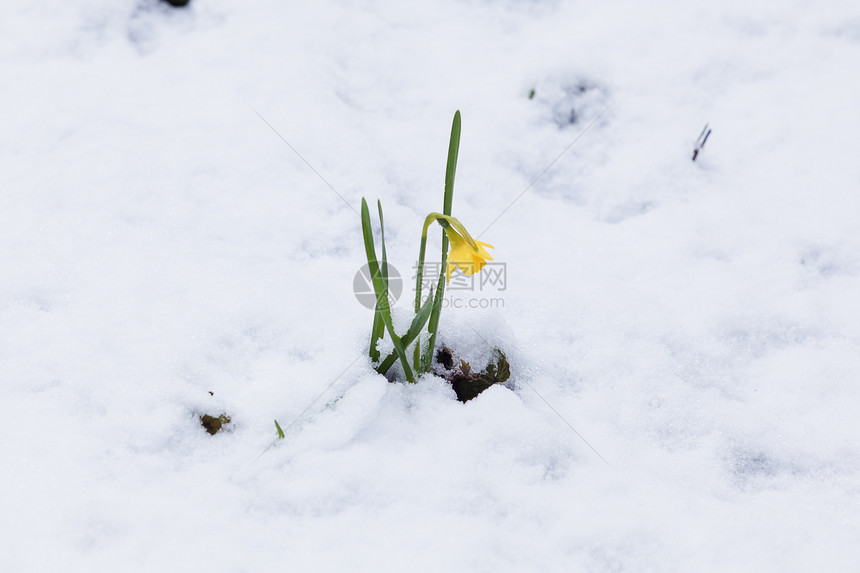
[274,419,285,439]
[361,198,416,383]
[378,200,389,288]
[369,201,388,362]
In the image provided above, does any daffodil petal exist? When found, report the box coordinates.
[444,226,493,279]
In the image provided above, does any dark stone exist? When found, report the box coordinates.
[200,413,231,435]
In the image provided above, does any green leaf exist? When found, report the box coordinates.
[443,110,460,216]
[369,201,388,362]
[423,110,461,371]
[370,309,384,362]
[478,350,510,385]
[274,419,285,439]
[377,285,434,375]
[361,198,415,383]
[449,349,511,403]
[378,200,389,286]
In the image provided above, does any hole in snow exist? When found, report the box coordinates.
[530,79,608,129]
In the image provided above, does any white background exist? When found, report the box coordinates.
[1,0,859,570]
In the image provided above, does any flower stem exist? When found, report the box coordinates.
[413,215,433,370]
[413,214,460,370]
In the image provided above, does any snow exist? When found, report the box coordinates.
[2,0,859,570]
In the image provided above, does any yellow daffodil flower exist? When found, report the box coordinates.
[445,228,494,282]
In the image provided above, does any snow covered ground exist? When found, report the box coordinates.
[2,0,859,570]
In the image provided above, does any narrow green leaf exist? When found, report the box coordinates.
[443,110,460,216]
[361,198,380,275]
[361,198,416,383]
[378,285,434,375]
[369,201,388,362]
[275,419,285,439]
[378,200,389,286]
[370,311,383,362]
[423,110,461,371]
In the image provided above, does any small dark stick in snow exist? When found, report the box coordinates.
[692,123,711,161]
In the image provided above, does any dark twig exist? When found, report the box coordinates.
[692,123,711,162]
